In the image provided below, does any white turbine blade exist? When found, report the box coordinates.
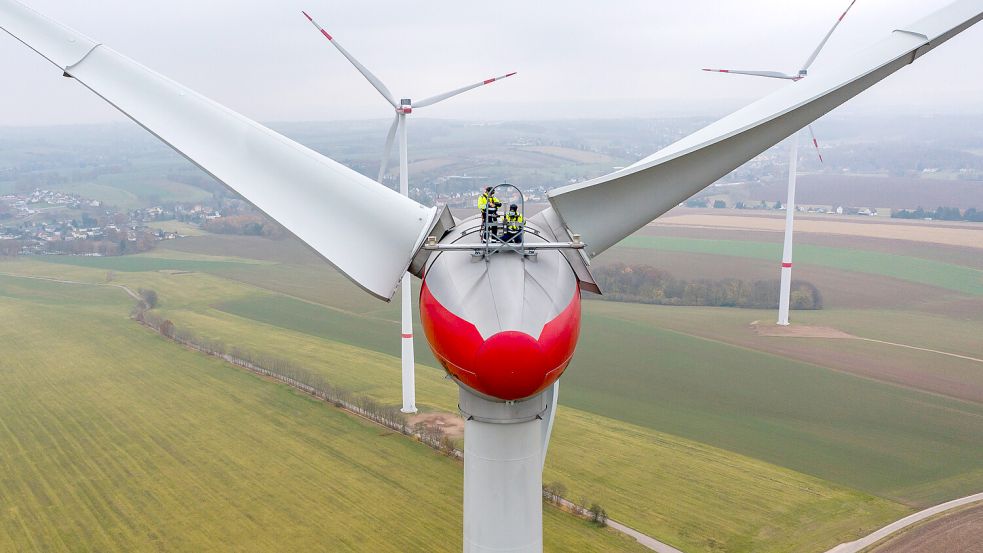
[413,72,518,108]
[801,0,859,73]
[546,0,983,258]
[378,114,399,183]
[1,0,438,300]
[808,125,824,163]
[702,68,797,80]
[302,11,398,109]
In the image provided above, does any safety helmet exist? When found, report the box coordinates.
[509,204,518,211]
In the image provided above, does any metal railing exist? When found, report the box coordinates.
[423,183,584,258]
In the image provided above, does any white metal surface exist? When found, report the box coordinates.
[414,72,518,108]
[546,0,983,258]
[397,113,417,413]
[777,131,798,326]
[802,0,859,73]
[424,221,578,340]
[302,13,517,414]
[303,11,398,108]
[461,388,547,553]
[378,114,399,183]
[702,4,849,326]
[541,381,559,471]
[701,68,796,80]
[0,0,438,301]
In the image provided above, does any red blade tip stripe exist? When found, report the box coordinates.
[401,333,413,339]
[483,78,495,84]
[321,29,333,40]
[505,72,517,77]
[782,262,793,268]
[302,11,312,21]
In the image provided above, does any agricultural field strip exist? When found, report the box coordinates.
[113,255,983,506]
[565,309,983,507]
[825,492,983,553]
[617,236,983,296]
[4,257,940,549]
[155,317,673,553]
[0,270,661,552]
[651,214,983,249]
[165,296,914,551]
[0,286,646,551]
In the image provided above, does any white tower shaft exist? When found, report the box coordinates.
[398,112,417,414]
[461,388,548,553]
[778,131,799,326]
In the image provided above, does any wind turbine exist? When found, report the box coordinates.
[704,0,857,326]
[3,1,981,551]
[302,10,517,414]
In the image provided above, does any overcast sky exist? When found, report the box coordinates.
[2,0,982,126]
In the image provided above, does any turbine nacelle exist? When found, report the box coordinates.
[420,219,581,401]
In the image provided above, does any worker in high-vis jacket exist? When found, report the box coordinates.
[478,186,502,241]
[502,203,524,243]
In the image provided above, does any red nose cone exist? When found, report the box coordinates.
[474,331,546,400]
[420,280,580,401]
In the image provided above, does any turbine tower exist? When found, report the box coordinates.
[703,0,857,326]
[302,11,516,413]
[3,1,981,551]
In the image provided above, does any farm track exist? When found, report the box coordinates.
[856,337,983,365]
[825,492,983,553]
[0,271,141,300]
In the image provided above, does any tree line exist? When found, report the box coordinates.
[892,206,983,222]
[201,214,288,239]
[543,481,607,526]
[592,263,823,310]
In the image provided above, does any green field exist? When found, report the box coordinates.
[7,223,983,551]
[0,274,647,552]
[34,253,265,273]
[54,171,212,210]
[208,285,983,505]
[565,308,983,505]
[0,258,914,553]
[617,236,983,296]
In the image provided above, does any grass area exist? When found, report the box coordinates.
[617,236,983,296]
[162,295,911,553]
[15,251,983,509]
[32,253,263,273]
[0,275,645,552]
[0,260,915,552]
[563,305,983,507]
[148,220,207,236]
[214,293,438,368]
[68,174,211,210]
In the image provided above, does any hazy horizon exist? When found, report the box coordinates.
[2,0,983,127]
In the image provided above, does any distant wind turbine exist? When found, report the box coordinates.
[302,10,516,412]
[703,0,857,326]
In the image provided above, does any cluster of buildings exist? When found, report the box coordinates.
[1,189,101,217]
[0,189,225,257]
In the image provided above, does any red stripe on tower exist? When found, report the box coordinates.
[782,262,793,268]
[401,333,413,339]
